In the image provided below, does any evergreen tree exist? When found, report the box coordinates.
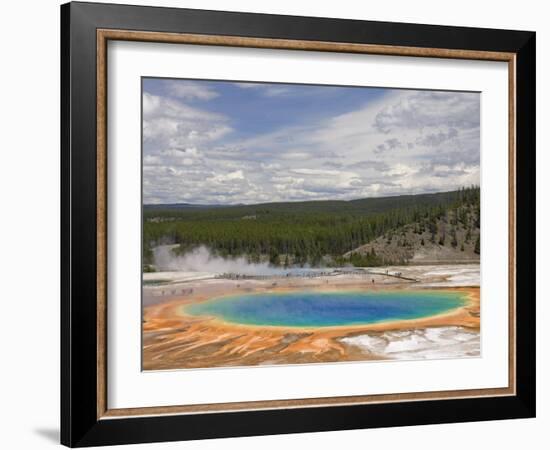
[450,228,458,248]
[269,247,279,266]
[474,236,480,254]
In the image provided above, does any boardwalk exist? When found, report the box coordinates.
[214,269,418,283]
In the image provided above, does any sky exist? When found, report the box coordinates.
[142,78,480,205]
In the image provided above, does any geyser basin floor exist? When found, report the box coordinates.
[183,290,468,328]
[143,273,480,370]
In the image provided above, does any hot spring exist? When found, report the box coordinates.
[182,290,468,328]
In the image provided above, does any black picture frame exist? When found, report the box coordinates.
[61,1,536,447]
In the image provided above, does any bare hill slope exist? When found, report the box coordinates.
[344,204,480,265]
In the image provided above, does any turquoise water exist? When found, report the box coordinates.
[183,290,467,328]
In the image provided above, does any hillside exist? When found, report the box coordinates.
[343,202,480,265]
[143,187,480,269]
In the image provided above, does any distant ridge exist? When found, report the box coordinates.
[144,203,227,210]
[144,190,469,215]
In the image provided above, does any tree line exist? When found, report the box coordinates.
[143,187,480,268]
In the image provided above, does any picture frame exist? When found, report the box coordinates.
[61,1,536,447]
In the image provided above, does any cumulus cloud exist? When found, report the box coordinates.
[143,93,231,148]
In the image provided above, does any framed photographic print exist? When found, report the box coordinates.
[60,1,536,447]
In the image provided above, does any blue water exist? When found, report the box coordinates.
[183,290,467,327]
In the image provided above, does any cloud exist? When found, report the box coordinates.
[167,80,219,101]
[373,91,479,133]
[142,92,238,203]
[209,170,244,183]
[291,168,343,176]
[416,128,459,147]
[142,83,480,204]
[322,161,344,169]
[143,93,232,154]
[234,82,293,97]
[374,137,404,154]
[234,82,260,89]
[352,160,391,171]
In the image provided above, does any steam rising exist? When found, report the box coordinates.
[153,245,286,275]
